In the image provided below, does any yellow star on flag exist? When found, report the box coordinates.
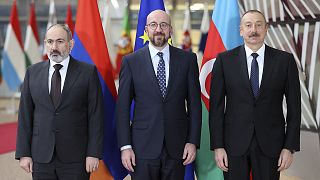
[139,31,149,44]
[168,38,172,45]
[139,31,173,45]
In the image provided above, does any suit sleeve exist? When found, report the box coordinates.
[209,54,226,150]
[284,54,301,152]
[86,67,104,158]
[15,68,34,159]
[186,53,202,147]
[116,56,134,148]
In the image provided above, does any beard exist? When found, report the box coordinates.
[48,50,68,63]
[149,32,169,47]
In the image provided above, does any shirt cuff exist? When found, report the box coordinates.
[120,145,132,151]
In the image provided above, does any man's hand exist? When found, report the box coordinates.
[277,149,293,171]
[86,157,99,173]
[121,148,136,172]
[183,143,196,165]
[19,157,33,173]
[214,148,228,172]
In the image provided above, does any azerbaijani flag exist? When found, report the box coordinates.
[195,0,243,179]
[2,0,26,91]
[24,2,41,66]
[70,0,127,179]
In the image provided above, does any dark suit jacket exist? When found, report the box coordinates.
[209,45,301,158]
[15,56,104,163]
[116,45,202,159]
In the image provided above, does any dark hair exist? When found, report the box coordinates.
[241,10,267,24]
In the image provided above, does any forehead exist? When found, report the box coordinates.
[46,26,68,40]
[241,12,266,24]
[147,11,170,23]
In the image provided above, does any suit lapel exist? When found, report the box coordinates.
[40,61,54,109]
[164,46,178,100]
[140,46,163,100]
[58,57,80,108]
[257,45,276,100]
[238,46,254,98]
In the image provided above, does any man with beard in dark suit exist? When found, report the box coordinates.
[116,10,202,180]
[15,24,104,180]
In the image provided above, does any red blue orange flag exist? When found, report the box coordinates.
[70,0,127,179]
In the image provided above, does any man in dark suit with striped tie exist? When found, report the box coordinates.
[209,10,301,180]
[116,10,202,180]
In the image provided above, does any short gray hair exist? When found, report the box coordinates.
[46,24,73,40]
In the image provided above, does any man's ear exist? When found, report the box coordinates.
[69,39,75,51]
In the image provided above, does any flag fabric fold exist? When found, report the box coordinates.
[113,8,133,79]
[70,0,127,179]
[181,5,192,52]
[101,1,116,65]
[65,3,74,35]
[2,0,26,91]
[195,0,243,179]
[42,0,57,60]
[24,2,41,66]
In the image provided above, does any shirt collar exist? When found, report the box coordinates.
[148,43,170,60]
[49,56,70,69]
[244,44,265,59]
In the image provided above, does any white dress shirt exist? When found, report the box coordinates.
[48,56,70,93]
[149,43,170,87]
[244,44,265,87]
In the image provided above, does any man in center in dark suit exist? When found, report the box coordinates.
[209,10,301,180]
[15,24,104,180]
[116,10,202,180]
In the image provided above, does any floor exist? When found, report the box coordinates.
[0,98,319,180]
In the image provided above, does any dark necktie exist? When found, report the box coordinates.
[250,53,259,98]
[156,52,166,98]
[51,64,63,108]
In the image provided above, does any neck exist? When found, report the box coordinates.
[246,43,263,52]
[150,43,167,51]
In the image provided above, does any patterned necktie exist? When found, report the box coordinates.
[156,52,166,98]
[51,64,63,108]
[250,53,259,98]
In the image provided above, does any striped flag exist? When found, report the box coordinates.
[113,7,133,79]
[24,2,41,66]
[1,0,26,91]
[181,4,192,52]
[101,1,116,66]
[198,6,210,54]
[195,0,243,179]
[196,6,210,67]
[42,0,57,60]
[70,0,127,179]
[65,2,74,35]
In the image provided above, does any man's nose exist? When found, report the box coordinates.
[51,42,58,49]
[155,24,162,32]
